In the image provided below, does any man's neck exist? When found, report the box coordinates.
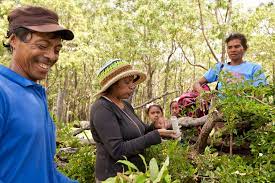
[9,61,36,82]
[230,59,244,66]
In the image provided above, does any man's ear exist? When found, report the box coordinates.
[9,34,18,49]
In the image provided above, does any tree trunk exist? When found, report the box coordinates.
[193,109,223,154]
[163,41,176,109]
[273,63,275,105]
[56,89,65,124]
[55,70,69,125]
[146,62,154,100]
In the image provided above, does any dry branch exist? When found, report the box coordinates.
[134,90,179,109]
[178,115,208,127]
[178,44,208,71]
[197,0,219,63]
[72,126,90,136]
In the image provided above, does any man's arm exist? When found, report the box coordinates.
[0,91,6,140]
[193,77,208,92]
[193,63,223,92]
[55,170,78,183]
[0,91,7,183]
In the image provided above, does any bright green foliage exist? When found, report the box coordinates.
[145,141,197,182]
[56,123,82,148]
[58,145,96,183]
[0,0,274,182]
[216,73,274,133]
[56,124,96,183]
[103,155,176,183]
[0,0,274,121]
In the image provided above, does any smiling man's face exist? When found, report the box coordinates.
[10,32,62,82]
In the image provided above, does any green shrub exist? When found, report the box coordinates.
[58,145,96,183]
[145,140,197,182]
[56,123,82,148]
[103,155,180,183]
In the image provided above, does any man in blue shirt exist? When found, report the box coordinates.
[193,33,267,92]
[0,6,78,183]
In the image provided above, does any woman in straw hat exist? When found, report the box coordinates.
[90,59,179,182]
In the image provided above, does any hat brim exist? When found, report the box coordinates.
[24,24,74,40]
[94,70,146,97]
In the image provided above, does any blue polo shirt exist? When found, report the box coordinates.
[204,61,267,90]
[0,65,78,183]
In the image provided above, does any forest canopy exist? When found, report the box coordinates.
[0,0,274,121]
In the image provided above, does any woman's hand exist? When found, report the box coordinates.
[157,129,181,139]
[154,117,171,129]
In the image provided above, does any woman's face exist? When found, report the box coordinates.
[110,76,136,99]
[170,102,180,117]
[148,106,163,123]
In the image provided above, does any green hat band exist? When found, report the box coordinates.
[97,59,129,82]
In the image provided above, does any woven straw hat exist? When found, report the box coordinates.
[94,59,146,96]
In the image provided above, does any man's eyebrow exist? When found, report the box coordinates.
[35,39,63,47]
[35,39,50,43]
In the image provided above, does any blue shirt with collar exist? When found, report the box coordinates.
[203,61,267,90]
[0,65,78,183]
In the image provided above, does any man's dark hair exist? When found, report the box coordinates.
[3,27,33,52]
[225,33,248,51]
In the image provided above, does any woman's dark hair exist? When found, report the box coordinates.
[3,27,33,52]
[225,33,248,51]
[146,104,163,115]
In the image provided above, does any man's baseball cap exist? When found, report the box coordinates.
[8,6,74,40]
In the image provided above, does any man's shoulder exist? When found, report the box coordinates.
[0,75,9,92]
[0,75,10,112]
[244,61,261,68]
[0,73,7,83]
[0,74,17,93]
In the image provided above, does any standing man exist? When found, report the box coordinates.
[193,33,267,92]
[0,6,78,183]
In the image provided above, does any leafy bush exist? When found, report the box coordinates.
[56,124,96,183]
[58,145,96,183]
[56,83,274,183]
[103,155,179,183]
[56,123,82,148]
[145,140,197,182]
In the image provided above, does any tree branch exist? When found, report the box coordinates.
[134,90,179,109]
[178,44,208,71]
[178,115,208,127]
[197,0,219,62]
[224,0,232,23]
[73,126,90,136]
[244,95,271,106]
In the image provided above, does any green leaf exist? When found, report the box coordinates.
[149,158,159,181]
[164,173,171,182]
[136,174,147,183]
[153,156,170,183]
[139,154,148,172]
[102,177,117,183]
[172,180,181,183]
[117,160,139,172]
